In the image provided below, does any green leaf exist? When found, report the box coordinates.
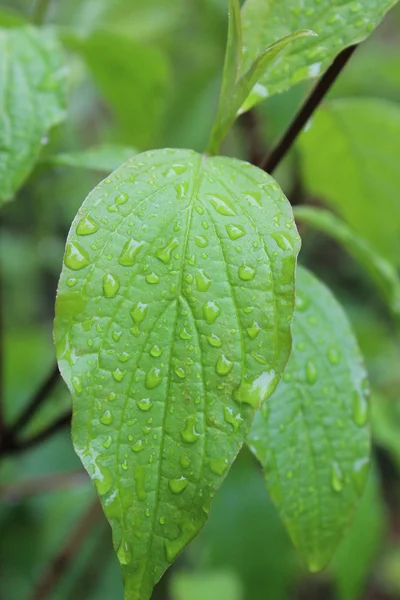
[54,148,300,600]
[331,467,385,600]
[299,99,400,266]
[209,29,315,154]
[68,30,170,147]
[294,207,400,326]
[247,266,371,572]
[170,570,244,600]
[46,144,138,172]
[372,393,400,472]
[0,25,67,205]
[240,0,398,110]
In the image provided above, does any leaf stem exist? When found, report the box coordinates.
[261,44,357,173]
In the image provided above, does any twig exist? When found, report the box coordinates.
[261,45,357,173]
[0,469,87,502]
[28,498,102,600]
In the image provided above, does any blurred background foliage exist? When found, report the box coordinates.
[1,0,400,599]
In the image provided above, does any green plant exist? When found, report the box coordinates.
[1,1,400,600]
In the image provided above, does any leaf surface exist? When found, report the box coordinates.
[240,0,398,109]
[299,99,400,266]
[54,148,300,599]
[0,25,67,204]
[47,144,137,172]
[294,207,400,326]
[247,266,371,572]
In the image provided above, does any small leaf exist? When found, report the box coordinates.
[240,0,398,109]
[247,266,371,572]
[299,99,400,266]
[209,29,315,154]
[46,144,138,172]
[0,25,67,205]
[294,206,400,326]
[54,148,300,599]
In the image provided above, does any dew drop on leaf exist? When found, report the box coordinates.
[64,242,90,270]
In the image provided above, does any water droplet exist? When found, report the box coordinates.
[112,368,125,382]
[202,220,209,230]
[67,277,77,287]
[169,476,188,494]
[251,352,267,364]
[226,224,245,240]
[352,457,370,493]
[209,457,228,476]
[180,455,191,469]
[247,321,261,339]
[327,347,341,364]
[271,232,293,251]
[175,181,189,199]
[145,367,162,389]
[117,539,132,565]
[72,376,83,395]
[118,238,144,266]
[181,415,200,443]
[135,466,147,501]
[146,272,160,284]
[64,242,90,270]
[76,216,98,236]
[238,263,256,281]
[196,269,211,292]
[216,355,233,376]
[174,366,186,379]
[109,392,116,402]
[223,406,243,432]
[159,515,166,525]
[353,392,369,427]
[103,436,112,449]
[305,360,318,384]
[208,194,236,216]
[234,370,277,408]
[132,439,145,452]
[155,237,179,264]
[203,301,221,324]
[207,333,222,348]
[100,409,113,425]
[150,345,163,358]
[118,352,130,363]
[103,273,120,298]
[331,461,343,492]
[115,192,128,205]
[195,235,208,248]
[137,398,153,411]
[112,330,122,342]
[244,190,261,206]
[130,301,148,336]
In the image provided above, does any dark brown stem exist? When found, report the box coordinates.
[261,45,357,174]
[28,499,102,600]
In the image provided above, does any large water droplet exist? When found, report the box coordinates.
[207,333,222,348]
[175,181,189,199]
[102,435,112,449]
[180,455,191,469]
[103,273,120,298]
[209,457,229,476]
[305,360,318,384]
[234,370,276,408]
[174,366,186,379]
[223,406,243,432]
[181,415,200,443]
[145,272,160,284]
[150,345,163,358]
[327,347,341,365]
[180,328,192,340]
[115,192,128,205]
[118,238,144,266]
[112,368,125,382]
[76,215,98,236]
[64,242,90,270]
[130,302,148,336]
[117,539,132,565]
[216,354,233,376]
[145,367,162,389]
[208,194,236,216]
[247,321,261,339]
[137,398,153,411]
[131,439,145,452]
[352,391,369,427]
[271,232,293,251]
[238,263,256,281]
[203,300,221,324]
[169,476,188,494]
[195,235,208,248]
[155,237,179,264]
[352,457,370,493]
[196,269,211,292]
[331,461,343,492]
[226,224,245,240]
[72,375,83,395]
[100,409,114,425]
[251,352,267,364]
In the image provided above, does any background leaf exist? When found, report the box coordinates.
[46,145,137,172]
[298,98,400,266]
[247,266,371,572]
[54,149,300,600]
[240,0,398,109]
[0,24,67,205]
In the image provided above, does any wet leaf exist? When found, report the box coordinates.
[240,0,398,110]
[0,25,67,204]
[248,266,371,572]
[54,148,300,599]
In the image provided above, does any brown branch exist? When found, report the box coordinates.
[28,498,102,600]
[261,45,357,174]
[0,469,87,502]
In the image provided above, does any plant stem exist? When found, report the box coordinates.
[261,45,357,174]
[0,469,87,502]
[33,0,51,25]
